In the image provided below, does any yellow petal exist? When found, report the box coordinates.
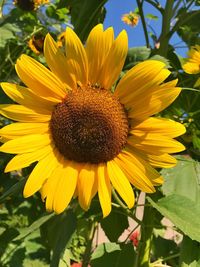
[85,24,114,85]
[44,34,76,90]
[23,149,59,197]
[1,83,56,111]
[131,117,186,138]
[65,27,88,86]
[107,160,135,208]
[5,145,53,172]
[183,62,200,74]
[127,146,177,169]
[128,133,185,154]
[16,54,66,100]
[98,30,128,89]
[97,163,111,217]
[183,45,200,74]
[146,153,177,168]
[115,154,155,193]
[127,80,181,120]
[115,60,169,101]
[0,133,51,154]
[118,150,163,188]
[0,104,51,122]
[53,160,78,214]
[78,163,97,210]
[41,168,60,212]
[0,122,49,139]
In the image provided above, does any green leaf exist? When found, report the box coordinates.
[123,46,151,70]
[176,10,200,46]
[56,8,69,21]
[0,24,15,48]
[0,227,19,256]
[148,194,200,242]
[145,13,158,20]
[92,242,121,259]
[149,55,171,68]
[8,247,26,267]
[100,209,129,242]
[162,157,200,202]
[41,210,76,267]
[66,0,107,42]
[152,235,179,260]
[14,213,55,241]
[0,177,27,204]
[195,0,200,5]
[46,5,57,18]
[23,259,49,267]
[0,23,21,48]
[91,243,136,267]
[179,236,200,267]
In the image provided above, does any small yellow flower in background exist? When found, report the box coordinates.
[14,0,49,11]
[57,32,66,48]
[28,34,45,55]
[122,12,139,27]
[0,24,185,217]
[182,45,200,87]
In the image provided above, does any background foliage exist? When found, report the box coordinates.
[0,0,200,266]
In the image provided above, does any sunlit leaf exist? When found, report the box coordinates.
[148,195,200,242]
[162,157,200,202]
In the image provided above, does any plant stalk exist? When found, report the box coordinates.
[82,220,97,267]
[136,0,150,48]
[135,197,155,267]
[157,0,174,57]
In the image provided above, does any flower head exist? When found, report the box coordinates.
[14,0,49,11]
[129,230,139,247]
[28,34,45,55]
[122,12,139,27]
[182,45,200,87]
[183,45,200,74]
[0,24,185,217]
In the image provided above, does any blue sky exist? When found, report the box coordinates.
[2,0,188,56]
[104,0,188,56]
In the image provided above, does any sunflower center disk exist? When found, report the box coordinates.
[50,87,129,164]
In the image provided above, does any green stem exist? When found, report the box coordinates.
[157,0,174,57]
[136,0,150,48]
[111,189,141,224]
[0,0,5,18]
[112,188,128,210]
[169,9,200,39]
[186,0,195,10]
[135,197,155,267]
[82,220,97,267]
[182,87,200,93]
[162,252,180,261]
[144,0,164,14]
[172,0,182,17]
[124,224,140,244]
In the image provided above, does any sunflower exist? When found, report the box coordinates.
[14,0,49,11]
[121,12,139,27]
[0,24,185,217]
[28,34,45,55]
[182,45,200,87]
